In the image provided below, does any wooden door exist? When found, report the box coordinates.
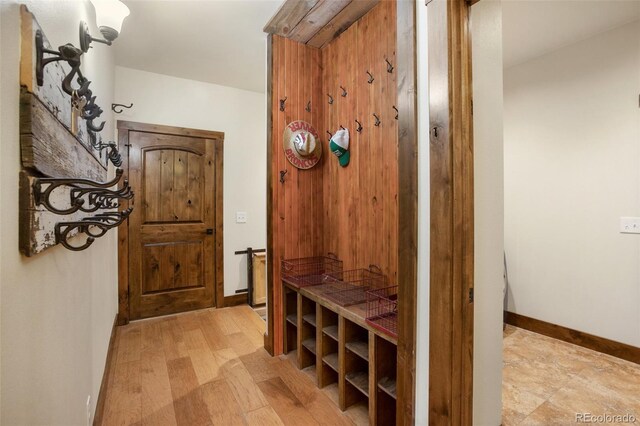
[125,124,223,320]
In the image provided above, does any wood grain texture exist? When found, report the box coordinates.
[395,0,417,424]
[321,1,399,286]
[118,121,224,323]
[505,312,640,365]
[264,0,320,37]
[288,0,352,44]
[265,34,276,356]
[307,0,380,48]
[267,37,325,356]
[428,0,475,424]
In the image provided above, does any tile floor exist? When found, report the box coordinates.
[503,325,640,425]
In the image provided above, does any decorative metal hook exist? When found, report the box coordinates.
[33,169,130,215]
[355,120,363,133]
[393,106,399,120]
[279,170,288,183]
[305,101,311,112]
[111,103,133,114]
[386,58,394,73]
[327,94,334,105]
[373,113,381,127]
[279,97,287,112]
[340,86,347,97]
[35,30,83,88]
[366,71,374,84]
[327,130,333,140]
[340,125,345,130]
[55,208,133,251]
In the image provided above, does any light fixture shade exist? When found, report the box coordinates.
[90,0,130,35]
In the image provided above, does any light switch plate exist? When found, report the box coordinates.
[620,217,640,234]
[236,212,247,223]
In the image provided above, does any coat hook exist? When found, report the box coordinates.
[279,97,287,112]
[327,130,333,139]
[366,71,374,84]
[111,102,133,114]
[305,101,311,112]
[373,113,381,127]
[393,106,399,120]
[385,58,394,73]
[340,86,347,97]
[355,120,363,133]
[280,170,288,183]
[340,125,345,130]
[327,94,334,105]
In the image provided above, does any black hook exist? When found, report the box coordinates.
[340,86,347,97]
[327,94,334,105]
[279,170,288,183]
[111,103,133,114]
[366,71,374,84]
[339,125,345,130]
[373,113,381,127]
[327,130,333,139]
[386,58,394,73]
[305,101,311,112]
[355,120,363,133]
[393,106,399,120]
[279,97,287,112]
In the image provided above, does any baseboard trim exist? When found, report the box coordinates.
[505,311,640,365]
[224,293,248,307]
[93,313,119,425]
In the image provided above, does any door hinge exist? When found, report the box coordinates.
[468,288,474,303]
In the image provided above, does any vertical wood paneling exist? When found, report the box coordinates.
[268,1,398,356]
[321,2,398,279]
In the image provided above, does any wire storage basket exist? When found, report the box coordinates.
[317,267,387,307]
[366,285,398,338]
[281,255,343,288]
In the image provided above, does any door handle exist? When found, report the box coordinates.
[205,229,214,235]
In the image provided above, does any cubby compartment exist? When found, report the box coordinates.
[375,335,397,424]
[299,295,317,369]
[343,319,370,409]
[318,306,339,387]
[283,287,298,354]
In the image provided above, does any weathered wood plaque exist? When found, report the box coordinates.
[18,7,113,256]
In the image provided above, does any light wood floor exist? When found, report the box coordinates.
[503,325,640,425]
[99,305,363,426]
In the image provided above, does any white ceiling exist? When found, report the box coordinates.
[113,1,640,91]
[114,0,282,93]
[502,0,640,68]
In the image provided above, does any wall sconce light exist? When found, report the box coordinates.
[80,0,130,52]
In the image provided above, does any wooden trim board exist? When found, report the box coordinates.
[224,294,249,307]
[116,120,225,324]
[265,34,275,356]
[92,314,118,426]
[396,0,418,424]
[428,0,475,424]
[505,312,640,365]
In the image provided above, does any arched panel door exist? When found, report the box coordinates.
[127,130,219,320]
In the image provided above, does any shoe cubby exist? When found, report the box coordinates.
[282,282,398,425]
[374,335,397,425]
[283,286,298,354]
[298,294,317,369]
[318,305,339,387]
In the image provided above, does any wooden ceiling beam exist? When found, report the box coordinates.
[306,0,379,48]
[289,0,352,44]
[264,0,320,37]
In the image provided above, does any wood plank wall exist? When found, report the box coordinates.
[269,1,397,354]
[322,1,398,281]
[271,36,325,354]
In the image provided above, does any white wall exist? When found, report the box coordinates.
[504,20,640,346]
[0,2,118,424]
[471,1,504,424]
[415,0,430,422]
[114,67,266,297]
